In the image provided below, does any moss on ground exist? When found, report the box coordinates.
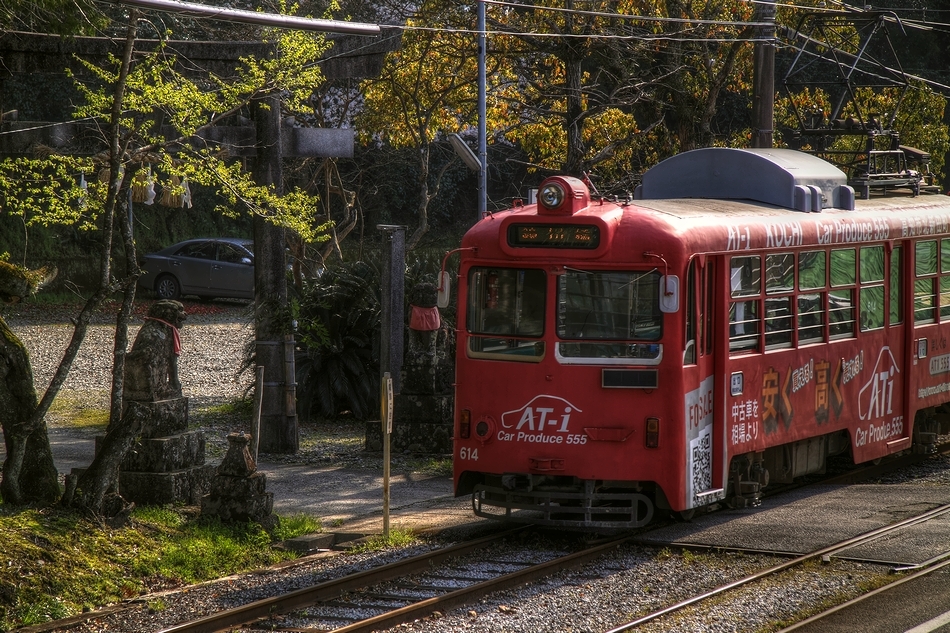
[0,504,320,629]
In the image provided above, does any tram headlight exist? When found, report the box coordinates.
[459,409,471,439]
[474,416,496,444]
[538,182,565,210]
[645,417,660,448]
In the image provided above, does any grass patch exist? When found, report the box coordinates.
[400,455,453,477]
[48,393,109,430]
[350,528,418,553]
[0,505,322,629]
[202,399,254,417]
[272,513,323,541]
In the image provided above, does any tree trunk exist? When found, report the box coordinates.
[406,143,431,250]
[252,94,298,454]
[69,400,150,518]
[0,317,59,505]
[64,13,141,516]
[564,55,586,177]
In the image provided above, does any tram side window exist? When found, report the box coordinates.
[890,246,903,325]
[684,261,696,365]
[915,240,937,323]
[797,250,826,344]
[859,245,885,331]
[729,256,760,353]
[941,239,950,320]
[765,253,794,348]
[829,248,856,338]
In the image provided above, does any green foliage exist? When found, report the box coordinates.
[0,0,108,35]
[0,155,98,229]
[775,83,948,185]
[356,0,482,148]
[295,260,381,421]
[271,513,323,541]
[2,9,333,251]
[0,506,314,628]
[293,249,458,422]
[129,516,275,583]
[350,528,418,553]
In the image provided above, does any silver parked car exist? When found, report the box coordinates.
[138,238,255,300]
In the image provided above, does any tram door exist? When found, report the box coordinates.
[682,257,721,509]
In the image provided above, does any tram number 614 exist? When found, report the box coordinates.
[459,447,479,461]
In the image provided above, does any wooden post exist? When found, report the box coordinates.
[251,366,264,463]
[381,372,393,538]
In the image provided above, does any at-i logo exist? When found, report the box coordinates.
[858,347,899,421]
[501,395,583,433]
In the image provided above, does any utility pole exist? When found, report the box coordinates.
[253,94,298,454]
[751,0,776,148]
[477,0,487,219]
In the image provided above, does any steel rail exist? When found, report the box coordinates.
[156,527,526,633]
[328,534,635,633]
[776,557,950,632]
[605,502,950,633]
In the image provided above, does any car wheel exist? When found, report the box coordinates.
[155,274,181,300]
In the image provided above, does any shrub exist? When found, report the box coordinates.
[295,261,381,421]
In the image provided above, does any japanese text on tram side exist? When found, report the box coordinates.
[730,398,760,446]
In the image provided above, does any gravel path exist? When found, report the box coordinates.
[5,299,254,415]
[3,298,403,469]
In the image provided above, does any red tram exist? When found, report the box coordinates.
[451,147,950,528]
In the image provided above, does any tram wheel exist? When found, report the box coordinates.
[675,509,696,522]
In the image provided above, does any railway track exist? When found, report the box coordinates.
[159,447,950,633]
[606,502,950,632]
[22,441,950,633]
[776,557,950,632]
[156,528,639,633]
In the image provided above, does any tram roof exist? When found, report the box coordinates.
[636,147,854,212]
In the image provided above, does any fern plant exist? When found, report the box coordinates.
[295,261,381,421]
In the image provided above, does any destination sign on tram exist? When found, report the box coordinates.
[507,224,600,249]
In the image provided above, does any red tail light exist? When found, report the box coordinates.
[645,417,660,448]
[459,409,471,439]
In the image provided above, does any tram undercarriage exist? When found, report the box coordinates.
[726,411,950,508]
[471,474,656,529]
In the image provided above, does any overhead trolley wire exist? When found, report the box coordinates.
[482,0,770,28]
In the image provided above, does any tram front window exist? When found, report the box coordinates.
[467,267,546,361]
[556,269,662,361]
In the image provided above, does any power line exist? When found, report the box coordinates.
[780,24,950,93]
[402,24,775,43]
[112,0,381,36]
[483,0,770,28]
